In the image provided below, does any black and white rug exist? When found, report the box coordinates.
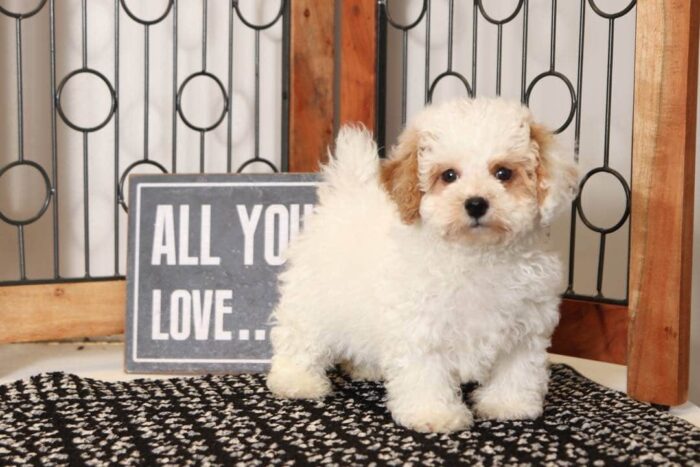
[0,364,697,465]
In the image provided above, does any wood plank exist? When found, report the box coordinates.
[339,0,377,130]
[0,281,125,343]
[628,0,699,406]
[288,0,335,172]
[550,299,627,365]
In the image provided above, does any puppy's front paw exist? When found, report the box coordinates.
[472,389,543,421]
[267,358,331,399]
[392,404,473,433]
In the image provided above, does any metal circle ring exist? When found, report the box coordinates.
[120,0,174,26]
[476,0,525,25]
[588,0,636,20]
[428,71,473,102]
[0,0,48,19]
[237,158,279,173]
[575,166,631,234]
[56,68,117,133]
[233,0,285,30]
[118,159,168,212]
[0,160,52,226]
[177,71,229,132]
[525,71,576,134]
[384,0,428,31]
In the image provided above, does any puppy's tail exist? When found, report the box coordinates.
[322,125,380,190]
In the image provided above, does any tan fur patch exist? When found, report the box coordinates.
[380,129,422,224]
[530,123,554,205]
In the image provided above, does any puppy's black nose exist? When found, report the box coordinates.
[465,197,489,219]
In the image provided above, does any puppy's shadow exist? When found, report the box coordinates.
[461,381,479,406]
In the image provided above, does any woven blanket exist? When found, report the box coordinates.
[0,364,698,465]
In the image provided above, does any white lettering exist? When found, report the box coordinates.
[151,205,176,265]
[264,204,289,266]
[237,204,262,265]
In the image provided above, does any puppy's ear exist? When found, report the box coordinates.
[531,123,579,225]
[381,128,422,224]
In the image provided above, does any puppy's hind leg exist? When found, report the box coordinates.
[266,324,332,399]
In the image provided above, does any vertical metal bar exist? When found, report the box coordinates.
[12,17,26,279]
[113,0,120,275]
[82,0,88,68]
[573,0,585,160]
[281,0,290,172]
[144,27,150,161]
[603,18,614,168]
[17,226,26,280]
[226,0,234,172]
[566,208,577,293]
[567,0,586,293]
[200,132,205,173]
[496,25,502,96]
[549,0,557,71]
[49,0,60,278]
[172,0,179,173]
[202,0,208,71]
[82,0,90,276]
[83,134,91,277]
[401,30,408,125]
[596,233,607,297]
[471,0,478,95]
[447,0,454,71]
[15,19,24,163]
[424,0,431,104]
[520,0,529,102]
[376,1,388,156]
[254,29,260,160]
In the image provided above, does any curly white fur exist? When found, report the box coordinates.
[266,98,578,433]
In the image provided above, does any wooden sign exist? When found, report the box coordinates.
[125,173,319,373]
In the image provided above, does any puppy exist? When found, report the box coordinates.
[266,98,578,433]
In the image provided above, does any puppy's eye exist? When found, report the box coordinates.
[494,167,512,182]
[441,169,458,183]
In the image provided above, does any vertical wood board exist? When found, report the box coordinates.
[628,0,699,406]
[338,0,378,131]
[289,0,335,172]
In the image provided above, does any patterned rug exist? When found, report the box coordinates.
[0,364,697,465]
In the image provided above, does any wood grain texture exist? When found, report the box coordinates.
[0,281,125,343]
[288,0,335,172]
[628,0,699,406]
[339,0,377,129]
[550,299,628,365]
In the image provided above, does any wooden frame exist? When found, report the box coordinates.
[2,0,697,408]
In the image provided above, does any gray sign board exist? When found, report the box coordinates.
[125,173,319,374]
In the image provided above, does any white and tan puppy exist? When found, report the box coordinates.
[266,98,578,433]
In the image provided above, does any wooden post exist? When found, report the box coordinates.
[338,0,378,130]
[628,0,699,405]
[288,0,336,172]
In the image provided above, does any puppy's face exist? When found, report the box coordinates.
[381,99,578,246]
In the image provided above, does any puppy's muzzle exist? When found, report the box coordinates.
[465,197,489,219]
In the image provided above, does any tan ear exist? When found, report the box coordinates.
[380,128,422,224]
[531,123,579,225]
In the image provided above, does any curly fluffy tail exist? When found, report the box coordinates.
[322,125,380,191]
